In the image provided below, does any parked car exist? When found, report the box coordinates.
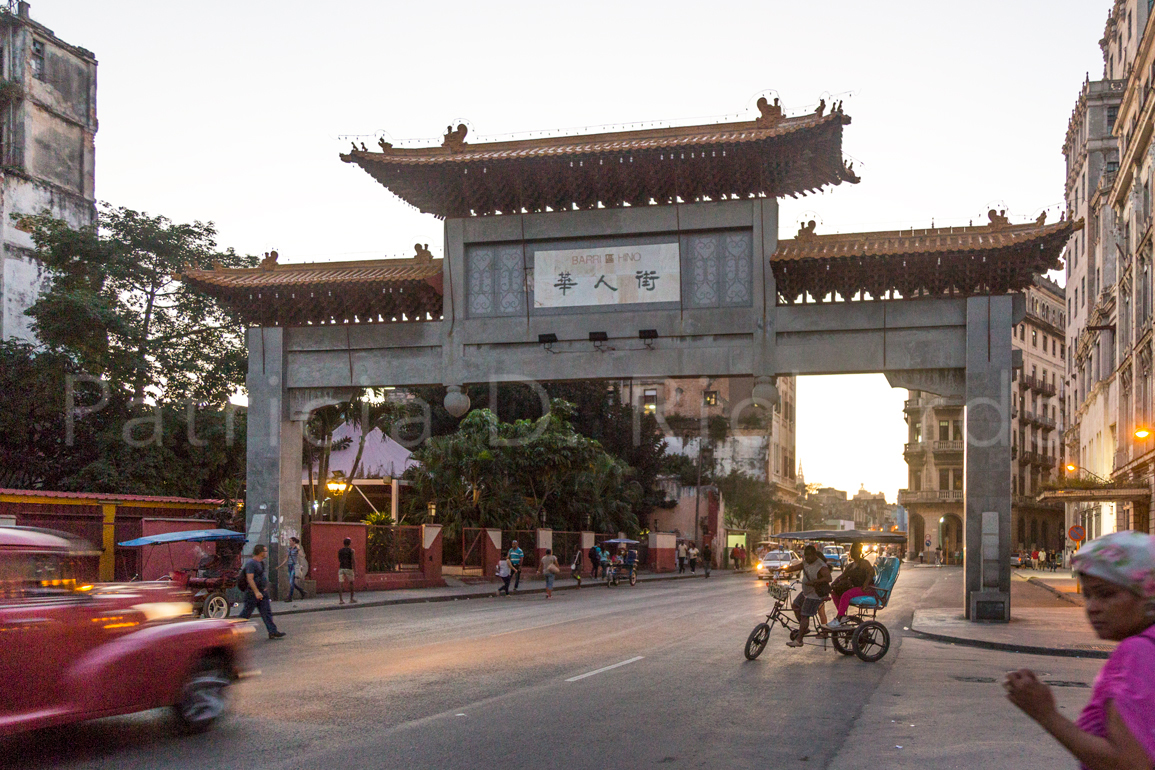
[1011,552,1027,568]
[0,526,254,737]
[755,550,799,580]
[822,545,848,570]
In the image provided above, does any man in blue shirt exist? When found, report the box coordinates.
[508,540,525,591]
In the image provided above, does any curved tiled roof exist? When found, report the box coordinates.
[341,107,857,218]
[180,257,444,327]
[771,215,1078,305]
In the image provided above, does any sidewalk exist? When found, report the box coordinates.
[1013,568,1084,606]
[267,568,721,616]
[910,608,1114,658]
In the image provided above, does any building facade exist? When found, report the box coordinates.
[1051,0,1155,543]
[900,278,1067,560]
[0,2,97,342]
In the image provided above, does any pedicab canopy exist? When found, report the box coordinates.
[770,530,909,545]
[117,529,246,547]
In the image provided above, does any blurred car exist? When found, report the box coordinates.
[1011,552,1027,568]
[0,526,254,737]
[755,550,799,580]
[822,545,848,570]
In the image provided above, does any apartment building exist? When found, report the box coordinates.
[1051,0,1155,542]
[628,374,800,510]
[0,2,97,342]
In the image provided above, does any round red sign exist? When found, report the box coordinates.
[1068,525,1086,542]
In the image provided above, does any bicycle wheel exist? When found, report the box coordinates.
[744,622,772,660]
[851,621,891,662]
[830,617,860,656]
[629,569,637,586]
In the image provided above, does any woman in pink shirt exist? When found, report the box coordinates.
[1004,531,1155,769]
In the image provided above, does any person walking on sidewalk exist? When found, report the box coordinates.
[702,543,712,578]
[1004,531,1155,769]
[278,536,307,603]
[496,551,513,596]
[571,549,583,588]
[539,548,560,598]
[677,541,688,574]
[337,537,357,605]
[589,544,601,578]
[508,540,525,591]
[688,542,700,574]
[238,545,285,639]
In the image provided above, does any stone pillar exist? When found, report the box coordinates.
[536,528,552,566]
[421,523,443,583]
[244,327,304,601]
[580,531,594,550]
[963,296,1013,621]
[649,532,676,572]
[481,528,502,577]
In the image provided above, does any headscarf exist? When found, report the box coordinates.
[1070,531,1155,599]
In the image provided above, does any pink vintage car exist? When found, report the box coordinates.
[0,526,254,736]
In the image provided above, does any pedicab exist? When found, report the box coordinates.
[743,530,906,663]
[118,528,247,618]
[601,538,640,587]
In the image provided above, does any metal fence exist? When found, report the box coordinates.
[461,527,486,575]
[365,525,422,572]
[552,531,582,568]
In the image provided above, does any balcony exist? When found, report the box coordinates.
[931,440,964,456]
[903,441,927,460]
[1023,375,1057,397]
[1021,451,1057,469]
[903,399,921,413]
[897,489,963,505]
[1020,410,1057,431]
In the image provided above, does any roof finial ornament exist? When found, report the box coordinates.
[842,159,858,182]
[442,123,468,152]
[797,220,818,240]
[814,99,826,117]
[413,243,434,261]
[987,209,1010,229]
[755,96,783,127]
[378,137,393,152]
[350,141,358,153]
[261,250,279,270]
[360,142,368,152]
[1036,211,1047,226]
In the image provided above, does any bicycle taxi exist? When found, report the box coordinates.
[601,538,640,587]
[118,528,246,618]
[743,529,906,663]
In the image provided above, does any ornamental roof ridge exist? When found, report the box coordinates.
[340,108,851,164]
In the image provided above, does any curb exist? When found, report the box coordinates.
[906,625,1110,659]
[1026,576,1083,607]
[269,570,713,617]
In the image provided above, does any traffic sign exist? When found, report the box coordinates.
[924,537,932,548]
[1068,525,1086,542]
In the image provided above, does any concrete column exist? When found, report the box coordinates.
[421,523,443,583]
[579,531,595,550]
[536,528,552,565]
[963,296,1013,621]
[245,327,304,600]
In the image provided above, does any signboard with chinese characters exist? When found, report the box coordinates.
[533,242,680,308]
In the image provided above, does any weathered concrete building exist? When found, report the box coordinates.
[1042,1,1155,544]
[0,2,96,342]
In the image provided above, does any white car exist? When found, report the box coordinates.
[755,550,799,580]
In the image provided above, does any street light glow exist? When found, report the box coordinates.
[1136,428,1151,439]
[1066,463,1077,472]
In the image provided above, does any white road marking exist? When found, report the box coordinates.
[565,656,645,682]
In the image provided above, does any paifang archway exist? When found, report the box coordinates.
[184,102,1074,621]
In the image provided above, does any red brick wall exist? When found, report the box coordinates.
[309,522,367,593]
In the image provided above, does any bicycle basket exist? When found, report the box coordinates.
[768,583,791,602]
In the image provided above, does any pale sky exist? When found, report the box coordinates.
[37,0,1110,499]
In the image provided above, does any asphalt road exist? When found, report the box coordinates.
[1,567,1084,770]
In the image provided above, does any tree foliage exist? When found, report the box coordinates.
[718,470,775,534]
[0,206,253,495]
[402,401,640,536]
